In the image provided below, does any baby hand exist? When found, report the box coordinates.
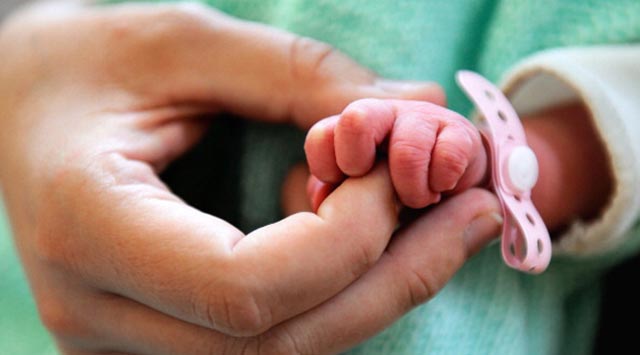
[305,99,488,209]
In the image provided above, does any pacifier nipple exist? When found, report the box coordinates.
[506,146,538,192]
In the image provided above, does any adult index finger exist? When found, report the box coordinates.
[261,188,502,354]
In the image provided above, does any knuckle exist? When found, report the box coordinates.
[389,247,463,312]
[399,262,440,310]
[392,140,429,171]
[409,269,438,307]
[287,38,374,125]
[390,139,436,208]
[290,36,338,82]
[196,279,273,337]
[337,100,376,135]
[435,142,469,177]
[348,238,381,279]
[223,292,269,336]
[37,295,89,341]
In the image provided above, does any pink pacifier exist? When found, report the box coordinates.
[456,70,551,274]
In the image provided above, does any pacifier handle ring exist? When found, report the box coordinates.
[456,70,551,274]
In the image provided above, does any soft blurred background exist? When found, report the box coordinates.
[0,0,25,19]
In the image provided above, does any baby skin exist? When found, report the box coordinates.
[286,98,613,234]
[305,99,487,212]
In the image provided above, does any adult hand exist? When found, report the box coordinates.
[0,1,500,354]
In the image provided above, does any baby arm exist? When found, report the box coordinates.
[523,103,612,232]
[305,98,488,210]
[305,99,613,234]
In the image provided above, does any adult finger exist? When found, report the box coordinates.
[38,155,398,337]
[49,190,500,355]
[269,188,503,354]
[224,163,399,335]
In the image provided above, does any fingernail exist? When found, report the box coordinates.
[464,212,503,256]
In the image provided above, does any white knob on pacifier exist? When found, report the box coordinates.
[506,146,539,192]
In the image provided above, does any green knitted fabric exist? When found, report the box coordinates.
[1,0,639,353]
